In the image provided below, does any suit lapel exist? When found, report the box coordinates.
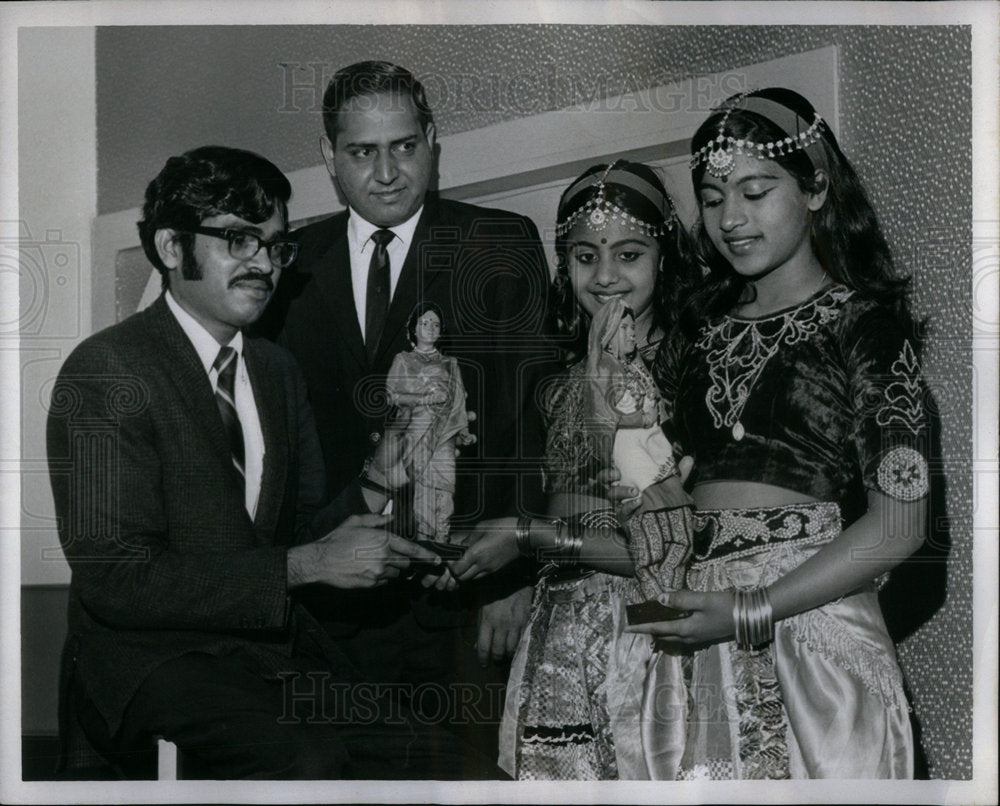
[309,218,368,371]
[147,297,236,474]
[244,339,287,541]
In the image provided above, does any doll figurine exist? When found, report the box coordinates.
[584,297,692,603]
[386,301,471,542]
[585,300,673,500]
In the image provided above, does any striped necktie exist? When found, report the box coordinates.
[365,228,395,361]
[212,346,245,485]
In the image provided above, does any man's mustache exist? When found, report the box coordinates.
[229,273,275,290]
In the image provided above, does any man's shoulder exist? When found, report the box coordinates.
[291,210,349,247]
[60,302,163,372]
[432,197,521,216]
[431,197,531,223]
[284,211,349,278]
[426,197,539,241]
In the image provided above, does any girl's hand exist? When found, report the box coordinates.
[420,565,459,592]
[624,589,736,646]
[586,466,638,505]
[448,518,520,581]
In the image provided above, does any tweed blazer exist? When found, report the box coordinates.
[47,295,335,733]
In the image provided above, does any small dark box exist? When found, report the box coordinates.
[626,599,692,625]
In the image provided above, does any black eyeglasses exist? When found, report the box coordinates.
[186,226,299,269]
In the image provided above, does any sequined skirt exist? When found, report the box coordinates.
[679,502,914,779]
[497,568,656,780]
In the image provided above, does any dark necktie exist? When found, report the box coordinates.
[365,228,395,361]
[213,346,245,486]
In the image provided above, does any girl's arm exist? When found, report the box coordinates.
[450,516,635,580]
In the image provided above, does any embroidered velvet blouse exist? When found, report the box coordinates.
[654,285,929,521]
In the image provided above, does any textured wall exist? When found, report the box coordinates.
[95,25,973,778]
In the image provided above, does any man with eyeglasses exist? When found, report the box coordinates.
[45,145,460,779]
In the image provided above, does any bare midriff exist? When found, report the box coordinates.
[693,480,819,510]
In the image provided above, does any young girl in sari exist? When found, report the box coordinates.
[629,88,928,779]
[450,161,696,779]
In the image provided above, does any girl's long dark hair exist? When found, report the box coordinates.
[551,160,698,365]
[682,87,911,338]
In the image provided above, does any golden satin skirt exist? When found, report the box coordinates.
[671,502,914,779]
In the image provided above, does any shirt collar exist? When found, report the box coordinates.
[347,204,424,254]
[164,290,244,375]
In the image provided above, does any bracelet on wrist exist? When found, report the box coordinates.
[732,586,774,651]
[563,519,583,565]
[515,517,533,557]
[546,518,582,566]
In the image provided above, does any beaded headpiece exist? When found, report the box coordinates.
[690,90,829,180]
[556,160,677,238]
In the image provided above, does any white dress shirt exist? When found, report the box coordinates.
[347,205,423,341]
[165,291,264,518]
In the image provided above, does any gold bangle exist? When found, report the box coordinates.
[515,517,533,557]
[551,519,582,566]
[733,587,774,650]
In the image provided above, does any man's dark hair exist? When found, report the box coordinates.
[322,61,434,145]
[137,145,292,289]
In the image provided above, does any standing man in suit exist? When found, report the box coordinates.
[47,146,451,779]
[255,61,551,763]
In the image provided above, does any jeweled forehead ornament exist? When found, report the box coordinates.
[691,93,828,180]
[556,161,677,238]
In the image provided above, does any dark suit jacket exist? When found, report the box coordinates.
[47,295,352,735]
[255,196,552,631]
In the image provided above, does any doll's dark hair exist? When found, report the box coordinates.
[682,87,911,337]
[550,160,697,365]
